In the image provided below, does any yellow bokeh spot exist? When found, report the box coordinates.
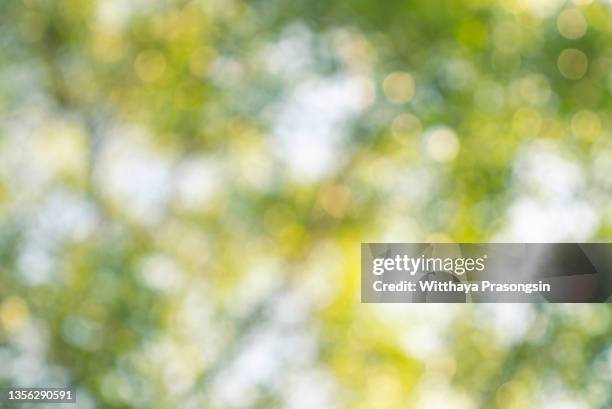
[571,110,601,140]
[318,184,352,219]
[383,72,415,104]
[512,107,542,136]
[424,127,460,162]
[134,50,167,83]
[0,297,29,332]
[557,8,587,40]
[279,223,309,256]
[427,233,454,243]
[538,118,565,139]
[332,29,375,72]
[519,74,550,106]
[391,113,422,145]
[36,120,88,179]
[264,204,294,233]
[558,48,588,80]
[91,29,126,63]
[189,47,216,78]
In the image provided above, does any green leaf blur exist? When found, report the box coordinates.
[0,0,611,408]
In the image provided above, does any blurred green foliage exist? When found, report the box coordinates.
[1,0,612,408]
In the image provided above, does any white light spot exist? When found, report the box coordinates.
[424,127,460,162]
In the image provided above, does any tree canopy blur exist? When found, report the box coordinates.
[0,0,612,408]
